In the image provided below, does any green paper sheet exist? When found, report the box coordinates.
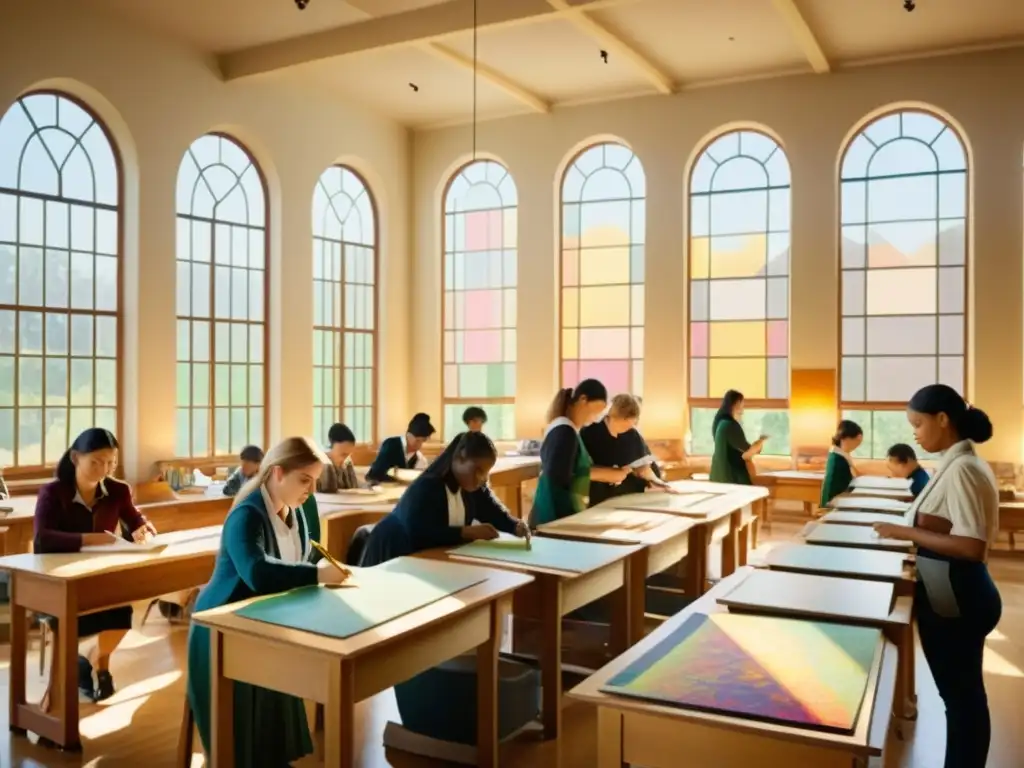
[234,559,486,639]
[450,536,626,573]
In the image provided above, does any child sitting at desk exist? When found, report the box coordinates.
[222,444,264,497]
[886,443,931,497]
[187,437,349,766]
[33,427,157,701]
[581,393,672,507]
[462,406,487,432]
[359,431,529,566]
[317,422,359,492]
[820,420,863,507]
[365,412,435,483]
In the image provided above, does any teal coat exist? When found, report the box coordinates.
[187,489,320,765]
[820,451,854,507]
[709,418,752,485]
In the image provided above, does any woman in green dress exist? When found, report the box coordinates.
[709,390,767,485]
[530,379,628,525]
[820,420,863,506]
[186,437,350,765]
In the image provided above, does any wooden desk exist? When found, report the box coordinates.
[568,568,898,768]
[193,558,531,768]
[490,456,541,519]
[805,523,914,553]
[997,501,1024,551]
[535,509,695,643]
[758,470,824,518]
[828,495,911,515]
[420,539,642,739]
[0,493,232,556]
[819,510,903,527]
[764,544,913,586]
[0,527,222,749]
[717,568,915,720]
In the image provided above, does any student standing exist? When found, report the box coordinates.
[317,422,359,492]
[530,379,625,525]
[462,406,487,432]
[873,385,1000,768]
[708,390,766,486]
[366,412,435,483]
[581,393,673,508]
[187,437,349,766]
[886,443,931,497]
[33,427,157,700]
[360,431,529,566]
[820,420,864,506]
[222,444,264,497]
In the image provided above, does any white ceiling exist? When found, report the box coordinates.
[84,0,1024,127]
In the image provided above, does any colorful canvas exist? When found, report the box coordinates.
[601,612,880,733]
[449,535,626,574]
[234,559,485,639]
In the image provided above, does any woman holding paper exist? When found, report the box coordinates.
[33,427,156,701]
[709,390,766,485]
[359,431,529,566]
[581,393,673,507]
[187,437,350,766]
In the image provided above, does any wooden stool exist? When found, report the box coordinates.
[178,693,195,767]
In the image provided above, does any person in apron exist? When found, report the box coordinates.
[530,379,626,526]
[708,389,767,485]
[820,419,863,506]
[872,384,1001,768]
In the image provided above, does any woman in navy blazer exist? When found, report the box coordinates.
[360,431,530,565]
[186,437,350,766]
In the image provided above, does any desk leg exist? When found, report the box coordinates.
[721,511,741,577]
[596,707,625,768]
[610,554,645,651]
[885,624,916,721]
[539,575,563,739]
[737,524,750,568]
[476,600,502,768]
[49,583,80,749]
[684,525,709,597]
[324,660,356,768]
[8,581,26,734]
[210,630,235,768]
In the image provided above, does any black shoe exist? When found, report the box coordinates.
[77,656,96,701]
[95,669,115,701]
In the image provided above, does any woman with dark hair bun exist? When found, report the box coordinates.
[708,390,767,485]
[820,419,863,506]
[33,427,157,701]
[873,384,1000,767]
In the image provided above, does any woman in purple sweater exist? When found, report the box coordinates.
[33,427,156,701]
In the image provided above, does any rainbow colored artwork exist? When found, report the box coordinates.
[601,612,880,733]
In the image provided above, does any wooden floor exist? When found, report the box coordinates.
[2,519,1023,767]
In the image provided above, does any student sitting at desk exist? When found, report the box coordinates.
[872,385,1001,768]
[317,422,359,492]
[359,431,529,566]
[222,444,264,497]
[709,390,766,486]
[462,405,487,432]
[581,393,672,507]
[530,379,625,525]
[886,442,930,497]
[820,420,863,506]
[187,437,349,767]
[33,427,157,701]
[366,412,435,483]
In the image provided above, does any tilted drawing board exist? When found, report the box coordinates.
[234,558,485,639]
[805,523,913,552]
[600,612,882,734]
[537,507,693,545]
[819,511,903,527]
[765,545,908,582]
[849,476,912,491]
[602,491,721,518]
[448,535,629,574]
[829,496,910,514]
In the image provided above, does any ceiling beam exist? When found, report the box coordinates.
[770,0,830,73]
[546,0,674,95]
[220,0,637,81]
[420,43,551,114]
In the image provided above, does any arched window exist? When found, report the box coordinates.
[175,134,267,458]
[561,142,645,396]
[442,160,517,440]
[840,110,967,458]
[0,92,121,468]
[312,166,377,446]
[687,130,791,456]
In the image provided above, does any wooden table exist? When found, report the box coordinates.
[819,510,904,527]
[0,493,232,555]
[568,568,898,768]
[997,501,1024,551]
[828,495,911,515]
[490,456,542,519]
[757,470,824,518]
[419,539,642,739]
[0,527,223,750]
[805,523,914,553]
[764,543,914,587]
[535,508,696,643]
[193,558,531,768]
[717,568,915,720]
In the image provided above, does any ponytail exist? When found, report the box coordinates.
[546,378,609,423]
[909,385,993,444]
[832,420,863,447]
[545,388,574,423]
[426,431,498,480]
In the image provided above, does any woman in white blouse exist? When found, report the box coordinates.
[873,384,1000,768]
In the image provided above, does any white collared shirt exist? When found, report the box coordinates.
[445,485,467,527]
[73,479,108,511]
[399,434,426,469]
[906,440,998,548]
[829,446,854,467]
[260,485,303,563]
